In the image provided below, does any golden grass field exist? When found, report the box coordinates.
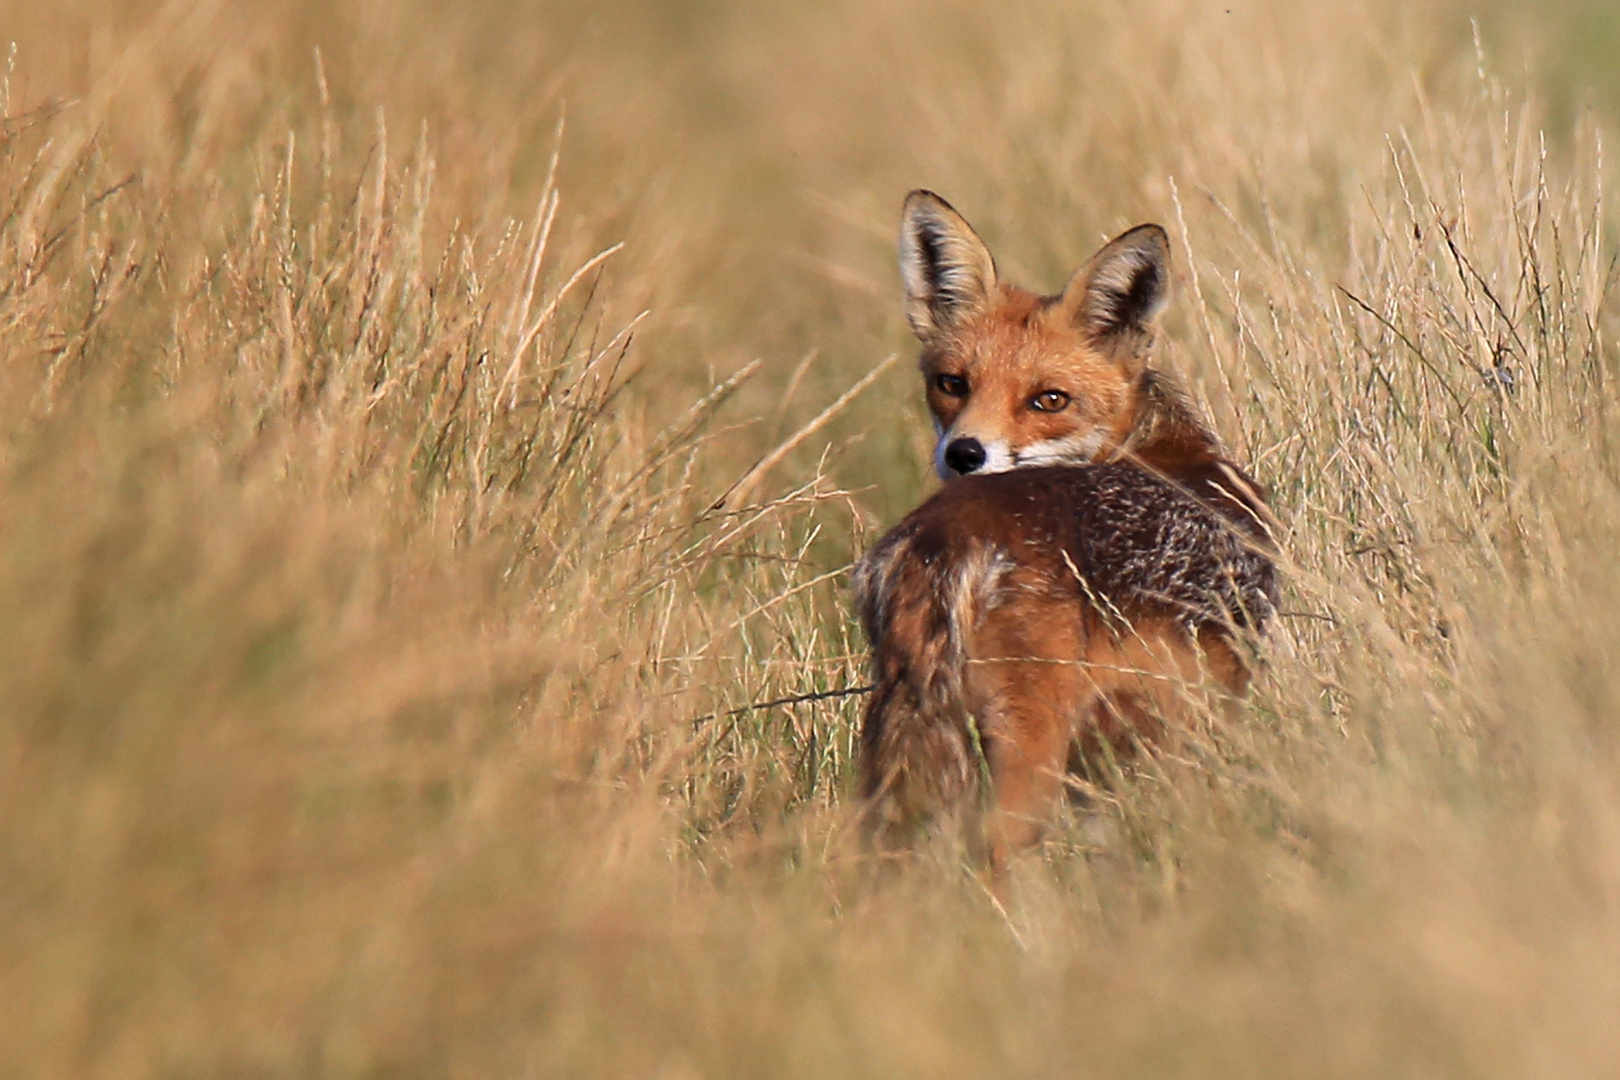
[7,0,1620,1075]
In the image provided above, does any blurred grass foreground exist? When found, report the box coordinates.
[8,0,1620,1076]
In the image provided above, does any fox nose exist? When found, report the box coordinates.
[943,437,987,475]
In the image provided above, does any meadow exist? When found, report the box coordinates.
[6,0,1620,1075]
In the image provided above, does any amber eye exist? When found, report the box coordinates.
[934,373,969,398]
[1030,389,1071,412]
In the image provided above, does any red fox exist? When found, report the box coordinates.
[854,191,1277,873]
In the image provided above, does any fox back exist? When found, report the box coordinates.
[856,192,1278,871]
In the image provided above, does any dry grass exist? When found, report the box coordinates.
[5,0,1620,1076]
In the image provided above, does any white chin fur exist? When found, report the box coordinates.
[1011,433,1103,468]
[932,432,1103,477]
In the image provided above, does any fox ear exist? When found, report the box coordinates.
[899,190,998,343]
[1062,224,1170,353]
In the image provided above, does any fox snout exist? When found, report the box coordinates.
[942,437,985,475]
[934,433,1015,478]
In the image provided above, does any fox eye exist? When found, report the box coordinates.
[1030,389,1071,412]
[934,373,969,397]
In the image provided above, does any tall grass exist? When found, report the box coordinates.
[6,0,1620,1076]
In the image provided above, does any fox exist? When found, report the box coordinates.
[853,190,1278,874]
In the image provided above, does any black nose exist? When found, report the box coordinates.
[943,437,986,475]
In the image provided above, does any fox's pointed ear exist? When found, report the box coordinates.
[899,190,998,343]
[1061,224,1170,354]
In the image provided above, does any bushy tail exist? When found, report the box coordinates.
[852,528,1007,836]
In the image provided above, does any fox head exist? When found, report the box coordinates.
[899,190,1171,479]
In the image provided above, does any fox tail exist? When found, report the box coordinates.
[852,526,1009,835]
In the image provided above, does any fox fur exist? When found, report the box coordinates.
[854,191,1278,870]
